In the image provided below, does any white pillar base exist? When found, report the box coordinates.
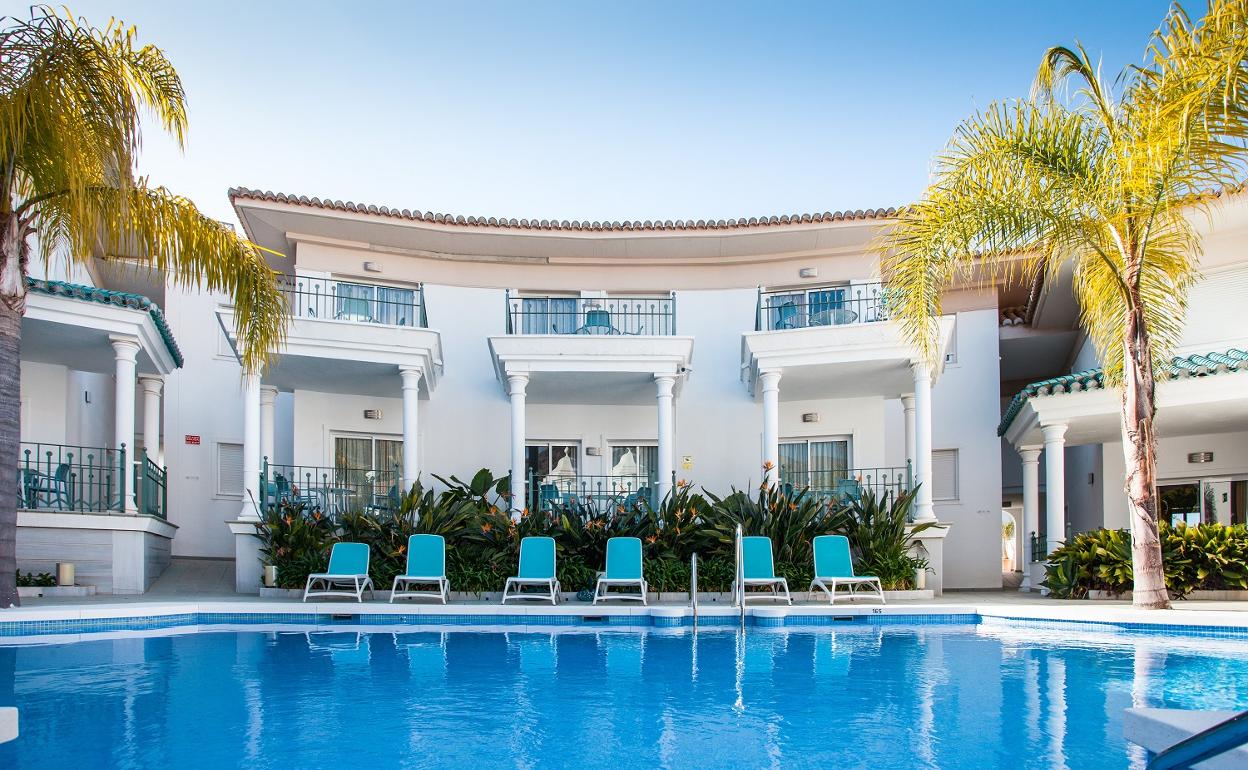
[910,523,950,596]
[229,520,263,594]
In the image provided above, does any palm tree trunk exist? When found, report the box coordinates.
[0,213,25,607]
[1120,304,1170,610]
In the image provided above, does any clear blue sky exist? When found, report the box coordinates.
[14,1,1185,225]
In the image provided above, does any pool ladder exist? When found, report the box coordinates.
[1148,710,1248,769]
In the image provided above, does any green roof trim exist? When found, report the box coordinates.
[998,348,1248,436]
[26,277,185,368]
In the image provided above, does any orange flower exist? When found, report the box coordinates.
[489,505,498,514]
[312,511,322,521]
[617,505,625,514]
[521,507,530,518]
[398,544,407,554]
[674,526,680,534]
[788,503,797,512]
[646,535,658,544]
[762,460,775,471]
[481,522,493,534]
[283,515,292,526]
[677,479,689,489]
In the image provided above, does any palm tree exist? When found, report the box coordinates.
[876,0,1248,609]
[0,7,287,606]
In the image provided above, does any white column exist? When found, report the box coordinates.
[259,386,277,471]
[1018,445,1042,589]
[901,393,916,474]
[139,375,163,465]
[760,370,782,485]
[911,362,935,522]
[240,372,261,520]
[399,366,423,490]
[110,335,140,513]
[508,374,528,517]
[1042,423,1068,553]
[655,375,676,501]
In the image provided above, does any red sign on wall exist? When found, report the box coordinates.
[184,435,201,445]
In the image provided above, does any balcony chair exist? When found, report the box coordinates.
[23,463,74,510]
[537,483,560,511]
[335,296,376,323]
[772,301,805,330]
[577,308,618,335]
[833,478,862,503]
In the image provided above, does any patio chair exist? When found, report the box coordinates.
[390,534,450,604]
[24,463,74,510]
[734,536,791,605]
[772,301,805,330]
[303,542,375,602]
[808,535,884,605]
[593,537,647,604]
[501,536,560,605]
[335,296,375,323]
[833,478,862,503]
[577,308,617,335]
[537,483,560,511]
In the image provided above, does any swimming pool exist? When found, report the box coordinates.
[2,621,1246,769]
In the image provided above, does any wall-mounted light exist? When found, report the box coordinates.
[1188,451,1214,463]
[799,267,818,279]
[363,409,383,420]
[802,412,820,423]
[586,446,602,457]
[363,261,382,273]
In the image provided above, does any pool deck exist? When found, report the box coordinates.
[4,558,1248,633]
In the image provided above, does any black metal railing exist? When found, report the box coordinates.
[17,441,127,513]
[527,472,657,515]
[505,292,676,335]
[1030,532,1046,562]
[779,464,912,506]
[260,459,402,517]
[279,276,427,328]
[134,449,168,519]
[756,282,892,331]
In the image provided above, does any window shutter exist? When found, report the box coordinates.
[217,442,243,497]
[932,449,959,501]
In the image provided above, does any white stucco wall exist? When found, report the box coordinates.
[931,308,1004,589]
[18,362,68,445]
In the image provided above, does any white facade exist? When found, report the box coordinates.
[37,188,1248,596]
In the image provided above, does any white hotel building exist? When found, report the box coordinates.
[14,187,1248,595]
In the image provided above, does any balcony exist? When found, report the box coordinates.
[755,282,890,331]
[526,472,658,516]
[218,276,442,398]
[16,441,167,518]
[259,460,401,518]
[505,293,675,336]
[281,276,427,328]
[489,292,693,404]
[779,465,912,507]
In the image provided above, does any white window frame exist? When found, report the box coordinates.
[607,441,658,480]
[328,431,404,470]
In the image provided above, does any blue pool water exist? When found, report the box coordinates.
[2,622,1247,769]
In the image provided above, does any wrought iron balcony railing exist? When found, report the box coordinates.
[505,293,676,335]
[527,472,657,515]
[756,282,892,331]
[260,459,402,517]
[280,276,427,328]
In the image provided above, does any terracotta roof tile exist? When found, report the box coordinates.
[228,187,899,233]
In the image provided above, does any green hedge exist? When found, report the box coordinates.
[1043,523,1248,599]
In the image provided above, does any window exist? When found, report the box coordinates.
[333,434,403,497]
[335,281,417,326]
[778,438,850,489]
[520,297,578,334]
[609,444,658,483]
[525,443,579,485]
[932,449,959,501]
[216,442,243,497]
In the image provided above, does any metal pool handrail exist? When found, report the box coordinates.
[690,553,698,627]
[734,524,745,629]
[1148,710,1248,770]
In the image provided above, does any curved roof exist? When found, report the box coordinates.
[228,187,899,233]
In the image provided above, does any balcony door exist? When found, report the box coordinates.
[333,434,403,500]
[520,297,578,334]
[778,438,850,490]
[765,287,848,329]
[335,282,417,326]
[609,444,657,488]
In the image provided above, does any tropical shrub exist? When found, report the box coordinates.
[15,571,56,587]
[1043,523,1248,599]
[841,487,935,590]
[253,468,938,596]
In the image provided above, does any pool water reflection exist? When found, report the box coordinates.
[2,623,1246,769]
